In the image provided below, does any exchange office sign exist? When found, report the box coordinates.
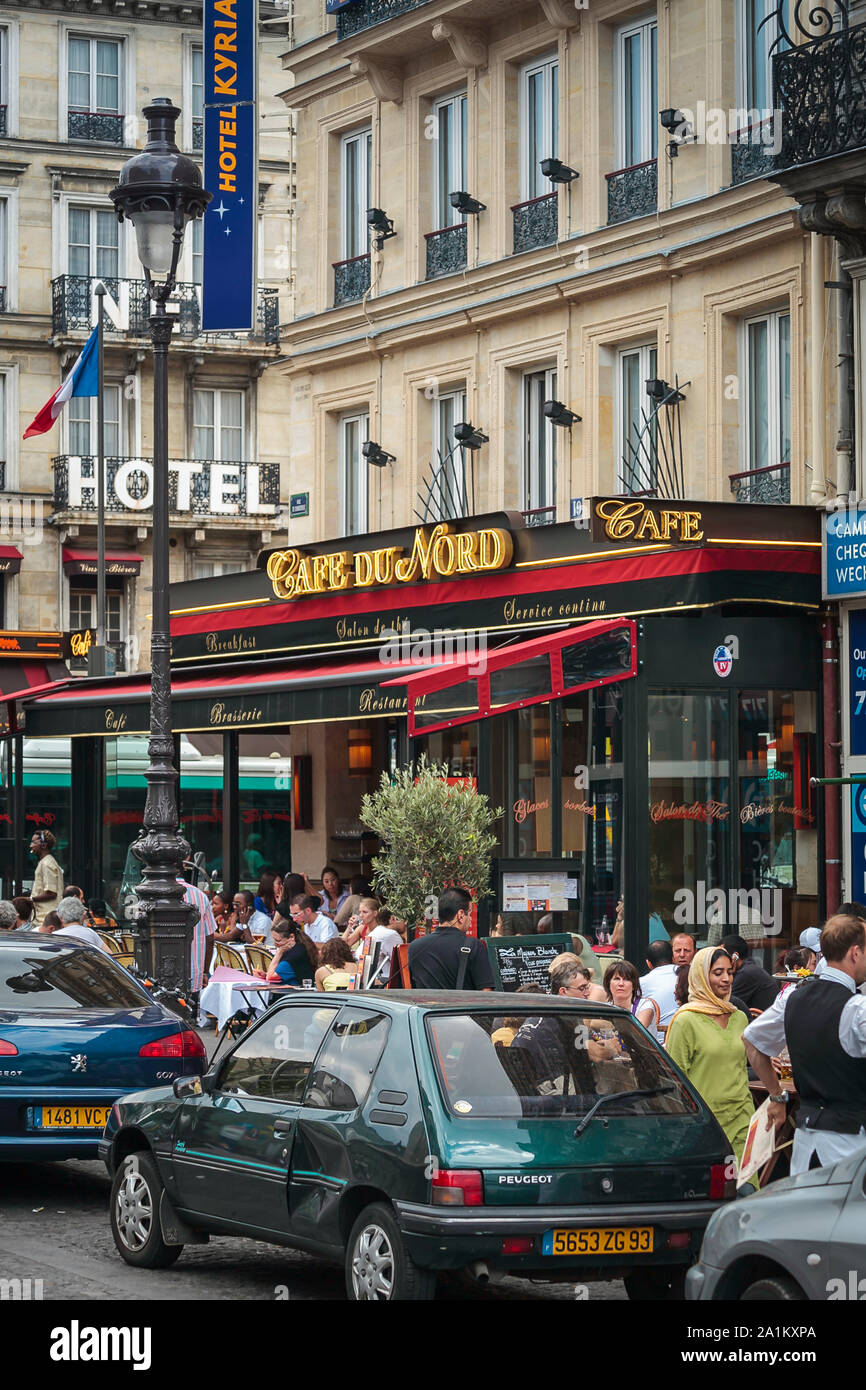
[266,522,513,601]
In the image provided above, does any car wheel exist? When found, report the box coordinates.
[624,1266,687,1301]
[110,1151,183,1269]
[345,1202,436,1302]
[740,1275,806,1301]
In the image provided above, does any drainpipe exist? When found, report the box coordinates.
[809,235,826,503]
[822,612,842,914]
[834,262,855,505]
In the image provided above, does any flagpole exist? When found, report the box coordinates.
[91,282,107,676]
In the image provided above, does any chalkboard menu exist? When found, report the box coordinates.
[487,934,574,992]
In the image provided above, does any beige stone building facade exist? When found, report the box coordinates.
[0,0,295,674]
[277,0,843,546]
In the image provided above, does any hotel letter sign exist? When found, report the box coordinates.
[202,0,256,331]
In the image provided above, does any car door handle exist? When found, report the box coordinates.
[273,1119,294,1135]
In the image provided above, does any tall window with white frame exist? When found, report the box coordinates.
[67,204,119,281]
[0,28,7,138]
[68,385,122,459]
[733,0,786,182]
[738,310,791,503]
[335,127,372,306]
[432,389,468,520]
[515,54,559,253]
[193,388,245,462]
[609,17,657,225]
[616,344,657,495]
[523,369,557,520]
[69,587,125,670]
[67,36,123,145]
[340,410,369,537]
[0,197,6,312]
[426,92,468,279]
[190,44,203,151]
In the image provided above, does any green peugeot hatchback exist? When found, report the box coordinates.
[100,992,735,1300]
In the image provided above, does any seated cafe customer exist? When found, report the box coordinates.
[256,919,318,987]
[316,937,360,992]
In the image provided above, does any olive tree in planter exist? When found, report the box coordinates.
[360,756,502,930]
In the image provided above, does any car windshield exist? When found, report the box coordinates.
[0,946,150,1009]
[426,1010,699,1120]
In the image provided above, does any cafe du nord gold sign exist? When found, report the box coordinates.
[593,499,704,545]
[266,522,513,602]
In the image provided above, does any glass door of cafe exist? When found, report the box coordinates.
[647,688,818,955]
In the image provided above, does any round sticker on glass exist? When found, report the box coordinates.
[454,1100,473,1115]
[712,644,733,678]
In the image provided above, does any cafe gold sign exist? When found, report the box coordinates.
[593,499,704,544]
[266,522,513,602]
[70,630,93,658]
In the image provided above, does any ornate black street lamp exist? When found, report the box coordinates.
[109,100,211,1000]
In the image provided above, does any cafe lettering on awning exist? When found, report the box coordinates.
[592,498,704,544]
[266,522,514,601]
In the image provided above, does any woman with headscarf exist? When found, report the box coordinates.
[665,946,754,1167]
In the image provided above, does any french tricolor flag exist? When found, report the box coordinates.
[23,326,98,439]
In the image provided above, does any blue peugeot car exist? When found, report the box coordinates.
[0,934,206,1160]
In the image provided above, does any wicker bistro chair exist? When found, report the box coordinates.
[113,951,135,968]
[245,945,274,975]
[214,942,247,972]
[120,933,136,955]
[99,932,121,956]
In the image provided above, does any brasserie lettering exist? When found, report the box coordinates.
[267,523,513,601]
[209,701,264,726]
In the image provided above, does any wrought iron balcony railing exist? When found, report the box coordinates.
[773,13,866,168]
[512,193,558,253]
[606,159,657,225]
[51,276,280,347]
[67,110,125,145]
[53,455,281,519]
[192,118,203,151]
[520,505,557,527]
[336,0,432,39]
[333,253,371,306]
[0,106,6,138]
[729,461,791,504]
[730,122,778,184]
[425,224,467,279]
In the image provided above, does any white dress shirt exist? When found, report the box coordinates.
[305,912,339,945]
[638,962,679,1035]
[248,909,274,946]
[743,965,866,1173]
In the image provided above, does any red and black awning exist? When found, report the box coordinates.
[62,548,143,578]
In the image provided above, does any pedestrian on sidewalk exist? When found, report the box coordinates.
[408,887,492,990]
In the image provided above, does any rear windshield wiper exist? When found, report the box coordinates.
[573,1082,678,1137]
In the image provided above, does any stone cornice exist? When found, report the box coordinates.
[5,0,287,28]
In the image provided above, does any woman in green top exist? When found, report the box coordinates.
[666,946,754,1167]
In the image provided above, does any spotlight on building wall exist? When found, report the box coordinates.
[541,158,580,185]
[646,377,686,404]
[362,440,396,468]
[543,399,582,428]
[366,207,396,250]
[454,421,489,450]
[449,190,487,216]
[659,108,693,159]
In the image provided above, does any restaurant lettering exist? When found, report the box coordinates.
[358,688,418,715]
[564,798,598,819]
[105,709,127,732]
[594,499,704,544]
[650,800,729,823]
[205,631,258,655]
[70,630,93,657]
[513,797,550,823]
[740,798,815,824]
[503,596,607,624]
[266,523,513,601]
[209,701,263,726]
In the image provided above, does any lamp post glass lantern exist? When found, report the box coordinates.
[109,100,211,1001]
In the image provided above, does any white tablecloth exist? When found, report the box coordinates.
[199,965,269,1030]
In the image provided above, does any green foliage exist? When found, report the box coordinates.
[360,756,502,927]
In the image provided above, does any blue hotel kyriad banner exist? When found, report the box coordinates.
[202,0,256,332]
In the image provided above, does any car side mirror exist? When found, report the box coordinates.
[173,1075,203,1100]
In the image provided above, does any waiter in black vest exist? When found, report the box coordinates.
[744,915,866,1173]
